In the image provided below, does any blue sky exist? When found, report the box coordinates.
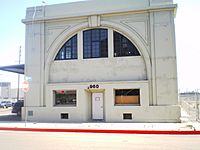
[0,0,199,92]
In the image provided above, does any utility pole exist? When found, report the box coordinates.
[17,46,21,101]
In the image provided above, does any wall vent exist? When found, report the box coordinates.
[61,113,69,119]
[123,113,132,120]
[28,110,33,116]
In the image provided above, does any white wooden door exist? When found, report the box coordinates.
[92,93,104,120]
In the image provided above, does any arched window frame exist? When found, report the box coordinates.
[113,31,140,57]
[55,34,77,60]
[54,29,141,61]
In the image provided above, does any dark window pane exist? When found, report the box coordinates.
[92,29,99,41]
[65,41,71,47]
[92,42,100,57]
[114,31,140,57]
[66,47,71,59]
[83,29,108,59]
[61,49,65,59]
[55,35,77,60]
[100,29,107,40]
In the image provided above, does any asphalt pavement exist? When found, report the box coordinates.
[0,108,21,121]
[0,107,200,150]
[0,131,200,150]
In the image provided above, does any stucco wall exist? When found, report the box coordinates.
[22,81,180,123]
[49,57,147,83]
[21,81,180,123]
[153,11,178,105]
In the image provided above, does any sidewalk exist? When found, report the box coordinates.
[0,121,199,134]
[0,107,199,134]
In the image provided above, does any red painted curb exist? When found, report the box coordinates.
[0,127,200,134]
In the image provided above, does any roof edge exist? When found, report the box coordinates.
[22,4,177,24]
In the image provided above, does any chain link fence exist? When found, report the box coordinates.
[179,91,200,122]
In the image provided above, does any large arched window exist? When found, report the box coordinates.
[114,31,140,57]
[83,28,108,59]
[55,34,77,60]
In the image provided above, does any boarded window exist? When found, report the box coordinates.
[115,89,140,105]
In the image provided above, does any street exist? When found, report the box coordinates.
[0,131,200,150]
[0,108,199,150]
[0,108,21,121]
[0,107,12,115]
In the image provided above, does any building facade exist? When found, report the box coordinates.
[0,82,11,99]
[10,88,24,100]
[22,0,180,122]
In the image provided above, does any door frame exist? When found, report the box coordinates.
[91,92,104,120]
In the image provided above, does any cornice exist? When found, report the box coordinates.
[22,4,177,24]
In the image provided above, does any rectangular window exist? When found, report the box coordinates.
[54,90,76,106]
[115,89,140,105]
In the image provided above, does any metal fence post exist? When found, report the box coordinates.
[196,89,200,122]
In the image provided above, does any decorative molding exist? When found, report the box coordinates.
[22,4,177,24]
[46,25,71,52]
[88,16,101,27]
[47,25,68,30]
[45,20,151,84]
[120,19,149,44]
[26,6,44,19]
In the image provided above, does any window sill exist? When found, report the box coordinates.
[114,55,141,58]
[114,104,140,106]
[54,105,77,107]
[54,58,77,61]
[83,57,108,59]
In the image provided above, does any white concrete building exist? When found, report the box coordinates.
[0,82,11,99]
[22,0,180,122]
[10,88,24,100]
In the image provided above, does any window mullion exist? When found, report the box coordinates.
[71,39,73,59]
[108,29,113,58]
[64,46,66,59]
[99,31,101,57]
[120,36,122,56]
[90,30,93,58]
